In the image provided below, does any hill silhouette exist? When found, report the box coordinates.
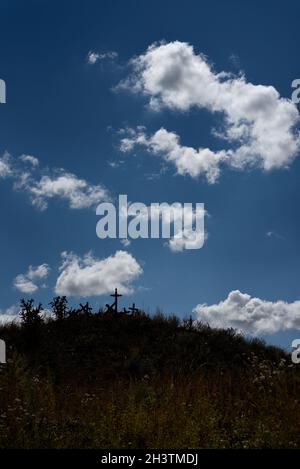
[0,296,299,449]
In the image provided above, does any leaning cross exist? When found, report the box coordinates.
[110,288,122,313]
[129,303,139,314]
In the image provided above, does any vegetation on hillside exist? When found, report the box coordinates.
[0,297,299,449]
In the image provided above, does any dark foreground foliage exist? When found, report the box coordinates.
[0,298,299,448]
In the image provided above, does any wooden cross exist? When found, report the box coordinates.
[110,288,122,313]
[105,304,115,314]
[129,303,139,314]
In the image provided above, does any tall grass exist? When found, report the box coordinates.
[0,352,299,448]
[0,304,299,449]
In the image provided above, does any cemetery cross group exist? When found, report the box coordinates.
[105,288,140,315]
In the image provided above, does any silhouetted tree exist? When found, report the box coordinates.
[49,296,68,321]
[20,299,43,327]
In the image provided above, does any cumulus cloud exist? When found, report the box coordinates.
[14,276,38,294]
[55,250,143,296]
[87,50,118,65]
[119,41,300,181]
[120,127,226,183]
[14,263,50,294]
[17,170,108,211]
[193,290,300,335]
[0,152,108,211]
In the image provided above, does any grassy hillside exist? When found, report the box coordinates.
[0,298,299,449]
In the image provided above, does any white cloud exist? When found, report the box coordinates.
[120,238,131,247]
[193,290,300,335]
[87,52,100,65]
[0,152,12,178]
[0,304,20,324]
[168,229,208,253]
[0,303,52,324]
[120,127,226,183]
[266,230,284,240]
[119,41,300,180]
[14,263,50,294]
[0,153,108,211]
[107,159,125,169]
[55,250,143,296]
[19,154,39,167]
[14,276,38,294]
[14,167,108,211]
[87,50,118,65]
[27,264,50,280]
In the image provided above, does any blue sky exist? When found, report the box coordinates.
[0,0,300,349]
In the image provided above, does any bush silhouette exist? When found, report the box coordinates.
[20,299,43,327]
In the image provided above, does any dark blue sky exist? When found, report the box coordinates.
[0,0,300,349]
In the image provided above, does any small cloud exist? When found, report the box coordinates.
[266,230,285,240]
[19,154,39,167]
[14,168,108,211]
[14,263,50,294]
[119,127,226,183]
[168,230,208,253]
[0,152,109,212]
[0,152,13,178]
[120,238,131,247]
[87,51,100,65]
[107,160,124,169]
[87,50,118,65]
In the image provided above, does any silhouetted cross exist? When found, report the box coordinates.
[129,303,139,314]
[110,288,122,313]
